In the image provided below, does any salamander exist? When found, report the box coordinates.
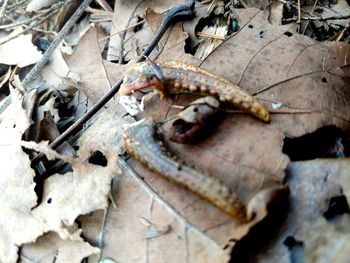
[119,61,270,122]
[123,118,246,219]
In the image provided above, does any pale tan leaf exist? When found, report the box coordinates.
[64,26,127,101]
[21,230,99,263]
[0,87,46,262]
[31,155,119,237]
[41,44,80,90]
[0,34,42,67]
[26,0,59,12]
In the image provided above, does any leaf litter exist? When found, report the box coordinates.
[0,0,349,262]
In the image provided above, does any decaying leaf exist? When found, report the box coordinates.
[0,33,42,67]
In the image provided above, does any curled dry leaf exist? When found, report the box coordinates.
[162,96,221,144]
[0,33,42,68]
[41,43,80,90]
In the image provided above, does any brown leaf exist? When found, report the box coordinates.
[117,7,350,257]
[144,8,200,64]
[248,158,350,262]
[97,158,231,262]
[64,26,127,101]
[106,0,184,62]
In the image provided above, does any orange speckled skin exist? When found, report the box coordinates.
[120,61,270,122]
[123,118,246,219]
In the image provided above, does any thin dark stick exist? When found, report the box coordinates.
[31,0,195,165]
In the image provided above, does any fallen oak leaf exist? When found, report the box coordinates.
[120,7,350,254]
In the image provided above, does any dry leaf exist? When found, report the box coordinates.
[0,80,119,261]
[304,0,350,28]
[64,26,127,101]
[114,7,350,260]
[21,230,99,262]
[107,0,184,61]
[41,44,80,90]
[26,0,59,12]
[97,158,230,263]
[0,34,42,67]
[144,8,201,64]
[246,158,350,262]
[0,87,46,262]
[31,153,119,237]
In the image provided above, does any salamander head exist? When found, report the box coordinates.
[119,62,165,96]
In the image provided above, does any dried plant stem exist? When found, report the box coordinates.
[297,0,301,32]
[283,14,350,22]
[0,0,66,30]
[99,19,146,41]
[196,31,225,40]
[277,0,313,16]
[0,10,60,45]
[171,105,312,114]
[0,0,9,23]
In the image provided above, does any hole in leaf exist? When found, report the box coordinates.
[88,151,108,167]
[323,195,350,220]
[282,126,349,161]
[283,235,305,263]
[284,31,293,37]
[248,24,253,29]
[47,198,52,204]
[132,16,144,33]
[322,77,327,83]
[172,119,195,135]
